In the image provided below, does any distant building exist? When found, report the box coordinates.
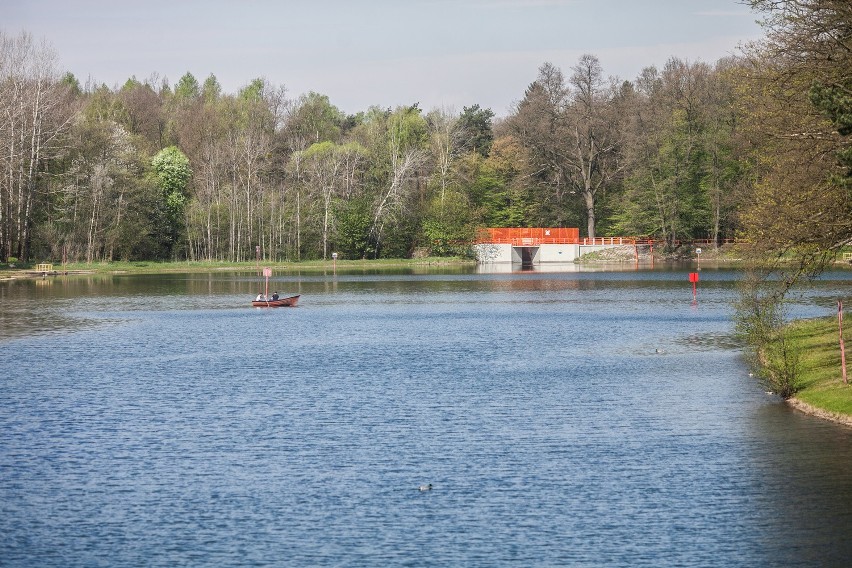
[473,228,632,265]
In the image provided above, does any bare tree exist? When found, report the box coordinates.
[509,57,623,237]
[566,54,624,239]
[508,62,572,224]
[426,106,461,207]
[0,31,75,261]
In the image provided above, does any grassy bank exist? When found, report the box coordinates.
[778,315,852,418]
[1,257,475,279]
[62,257,474,273]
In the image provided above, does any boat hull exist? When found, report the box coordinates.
[251,295,300,308]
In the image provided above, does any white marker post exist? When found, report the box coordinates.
[263,267,272,299]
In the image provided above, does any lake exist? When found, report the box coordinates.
[2,264,852,566]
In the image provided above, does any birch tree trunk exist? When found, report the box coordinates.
[0,31,74,261]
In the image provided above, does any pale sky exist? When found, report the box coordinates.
[4,0,764,116]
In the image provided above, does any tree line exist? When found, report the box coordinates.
[1,0,849,265]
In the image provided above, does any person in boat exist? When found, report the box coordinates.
[255,293,265,301]
[271,292,280,301]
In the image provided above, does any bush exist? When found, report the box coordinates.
[735,271,802,398]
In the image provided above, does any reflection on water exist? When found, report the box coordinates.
[476,261,653,273]
[1,266,852,567]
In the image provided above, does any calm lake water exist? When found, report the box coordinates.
[2,264,852,567]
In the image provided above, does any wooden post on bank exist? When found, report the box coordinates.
[840,300,847,384]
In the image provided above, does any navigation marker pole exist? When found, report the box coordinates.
[263,267,272,300]
[689,272,699,303]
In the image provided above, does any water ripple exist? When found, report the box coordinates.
[2,268,852,566]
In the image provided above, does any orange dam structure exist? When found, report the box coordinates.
[474,227,637,264]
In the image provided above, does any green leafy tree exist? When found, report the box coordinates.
[335,198,374,259]
[297,140,367,258]
[421,189,475,256]
[614,59,720,247]
[174,72,200,100]
[84,84,131,125]
[286,92,344,146]
[739,0,852,259]
[151,146,192,258]
[44,106,156,263]
[733,0,852,395]
[202,74,222,103]
[458,104,494,157]
[809,80,852,196]
[464,135,539,227]
[239,78,265,102]
[61,72,82,96]
[349,105,428,258]
[703,59,745,247]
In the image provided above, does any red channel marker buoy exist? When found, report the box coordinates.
[689,272,699,301]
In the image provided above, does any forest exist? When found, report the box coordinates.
[1,0,849,265]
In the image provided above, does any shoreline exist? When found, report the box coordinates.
[786,397,852,427]
[0,258,475,281]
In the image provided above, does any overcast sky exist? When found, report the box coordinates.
[4,0,765,116]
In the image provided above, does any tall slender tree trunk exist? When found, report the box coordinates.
[21,87,43,261]
[584,191,596,240]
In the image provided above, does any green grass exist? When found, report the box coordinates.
[783,315,852,416]
[4,256,474,275]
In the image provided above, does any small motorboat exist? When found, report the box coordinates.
[252,294,300,308]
